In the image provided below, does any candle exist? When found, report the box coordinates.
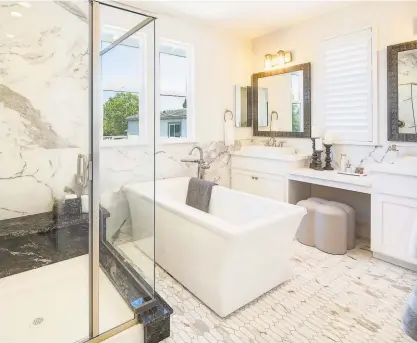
[324,131,334,145]
[316,138,323,151]
[311,126,321,138]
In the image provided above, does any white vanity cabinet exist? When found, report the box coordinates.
[371,166,417,270]
[230,147,308,202]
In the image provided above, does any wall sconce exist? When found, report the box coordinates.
[264,50,292,70]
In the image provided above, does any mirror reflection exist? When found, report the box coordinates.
[398,49,417,134]
[257,70,304,132]
[234,85,250,127]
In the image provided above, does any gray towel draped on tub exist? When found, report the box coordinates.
[186,177,217,213]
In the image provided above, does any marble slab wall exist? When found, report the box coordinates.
[0,2,88,220]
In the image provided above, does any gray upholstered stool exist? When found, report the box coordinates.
[314,204,348,255]
[296,199,322,246]
[309,197,328,204]
[327,201,356,250]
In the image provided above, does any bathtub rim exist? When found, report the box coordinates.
[123,178,306,240]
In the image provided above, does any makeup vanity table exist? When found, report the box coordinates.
[287,163,417,271]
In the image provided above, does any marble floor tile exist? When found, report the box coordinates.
[136,240,416,343]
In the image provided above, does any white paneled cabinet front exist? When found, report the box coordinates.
[230,155,306,201]
[372,193,417,266]
[231,170,285,202]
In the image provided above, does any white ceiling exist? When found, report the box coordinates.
[127,1,352,39]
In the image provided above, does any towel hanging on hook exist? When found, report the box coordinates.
[270,111,279,131]
[224,109,234,146]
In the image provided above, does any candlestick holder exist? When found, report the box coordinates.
[315,150,324,171]
[323,143,334,170]
[310,137,318,169]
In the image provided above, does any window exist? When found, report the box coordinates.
[321,28,375,143]
[291,72,303,132]
[159,40,192,140]
[168,122,182,138]
[101,30,145,142]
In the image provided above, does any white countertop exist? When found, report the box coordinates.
[231,146,310,162]
[369,157,417,177]
[288,168,372,194]
[231,151,310,162]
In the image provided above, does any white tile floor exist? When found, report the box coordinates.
[0,255,134,343]
[119,240,417,343]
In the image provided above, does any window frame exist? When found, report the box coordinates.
[100,26,148,147]
[320,26,378,146]
[157,38,195,143]
[168,122,182,138]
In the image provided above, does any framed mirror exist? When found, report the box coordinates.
[234,85,252,127]
[252,62,311,138]
[388,40,417,142]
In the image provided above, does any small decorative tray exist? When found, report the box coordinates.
[337,171,368,177]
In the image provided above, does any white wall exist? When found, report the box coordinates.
[251,1,417,164]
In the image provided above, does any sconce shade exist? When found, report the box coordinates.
[284,52,292,63]
[277,50,285,65]
[264,54,273,69]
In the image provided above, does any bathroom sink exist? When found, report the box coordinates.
[232,146,308,161]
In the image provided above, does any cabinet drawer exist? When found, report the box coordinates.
[372,172,417,199]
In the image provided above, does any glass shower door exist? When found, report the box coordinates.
[90,0,157,338]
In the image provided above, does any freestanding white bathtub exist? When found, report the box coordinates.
[123,177,306,317]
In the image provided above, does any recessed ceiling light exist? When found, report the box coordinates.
[10,11,22,18]
[6,34,15,39]
[18,2,31,8]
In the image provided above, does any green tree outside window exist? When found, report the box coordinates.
[103,92,139,136]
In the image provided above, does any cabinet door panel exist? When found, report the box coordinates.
[252,176,285,202]
[372,193,417,265]
[231,172,255,195]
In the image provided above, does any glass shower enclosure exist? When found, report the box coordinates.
[0,1,156,342]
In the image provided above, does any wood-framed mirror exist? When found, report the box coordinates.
[387,40,417,142]
[252,62,311,138]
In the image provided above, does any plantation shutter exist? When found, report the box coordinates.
[322,28,373,142]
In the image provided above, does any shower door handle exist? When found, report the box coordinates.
[77,154,89,188]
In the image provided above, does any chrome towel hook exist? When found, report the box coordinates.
[224,109,234,122]
[271,111,279,120]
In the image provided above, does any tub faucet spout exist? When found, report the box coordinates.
[181,146,209,179]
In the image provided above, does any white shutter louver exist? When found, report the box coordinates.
[322,28,374,142]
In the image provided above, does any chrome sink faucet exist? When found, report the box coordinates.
[181,146,210,179]
[266,136,276,147]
